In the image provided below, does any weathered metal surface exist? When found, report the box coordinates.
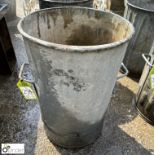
[93,0,125,15]
[39,0,93,9]
[123,0,154,76]
[136,68,154,125]
[135,46,154,125]
[18,7,134,148]
[138,45,154,91]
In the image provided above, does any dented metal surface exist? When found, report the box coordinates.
[123,0,154,76]
[18,7,134,148]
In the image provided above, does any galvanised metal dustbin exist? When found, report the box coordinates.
[18,7,134,148]
[124,0,154,76]
[136,66,154,125]
[135,46,154,125]
[39,0,93,9]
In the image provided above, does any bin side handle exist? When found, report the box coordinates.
[117,63,129,80]
[142,53,153,67]
[19,63,39,98]
[19,63,35,83]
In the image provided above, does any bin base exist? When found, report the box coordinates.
[136,106,154,126]
[132,97,154,126]
[44,123,101,148]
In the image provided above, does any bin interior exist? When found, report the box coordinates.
[21,8,132,46]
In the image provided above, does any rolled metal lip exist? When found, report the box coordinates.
[127,0,154,12]
[43,0,91,4]
[18,6,135,52]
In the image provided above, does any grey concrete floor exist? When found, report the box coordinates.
[0,18,154,155]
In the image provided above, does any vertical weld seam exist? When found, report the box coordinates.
[37,13,41,38]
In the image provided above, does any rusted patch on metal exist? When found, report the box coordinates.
[50,11,59,25]
[66,25,113,46]
[47,14,51,29]
[61,10,74,28]
[37,13,41,38]
[68,69,73,73]
[52,69,87,92]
